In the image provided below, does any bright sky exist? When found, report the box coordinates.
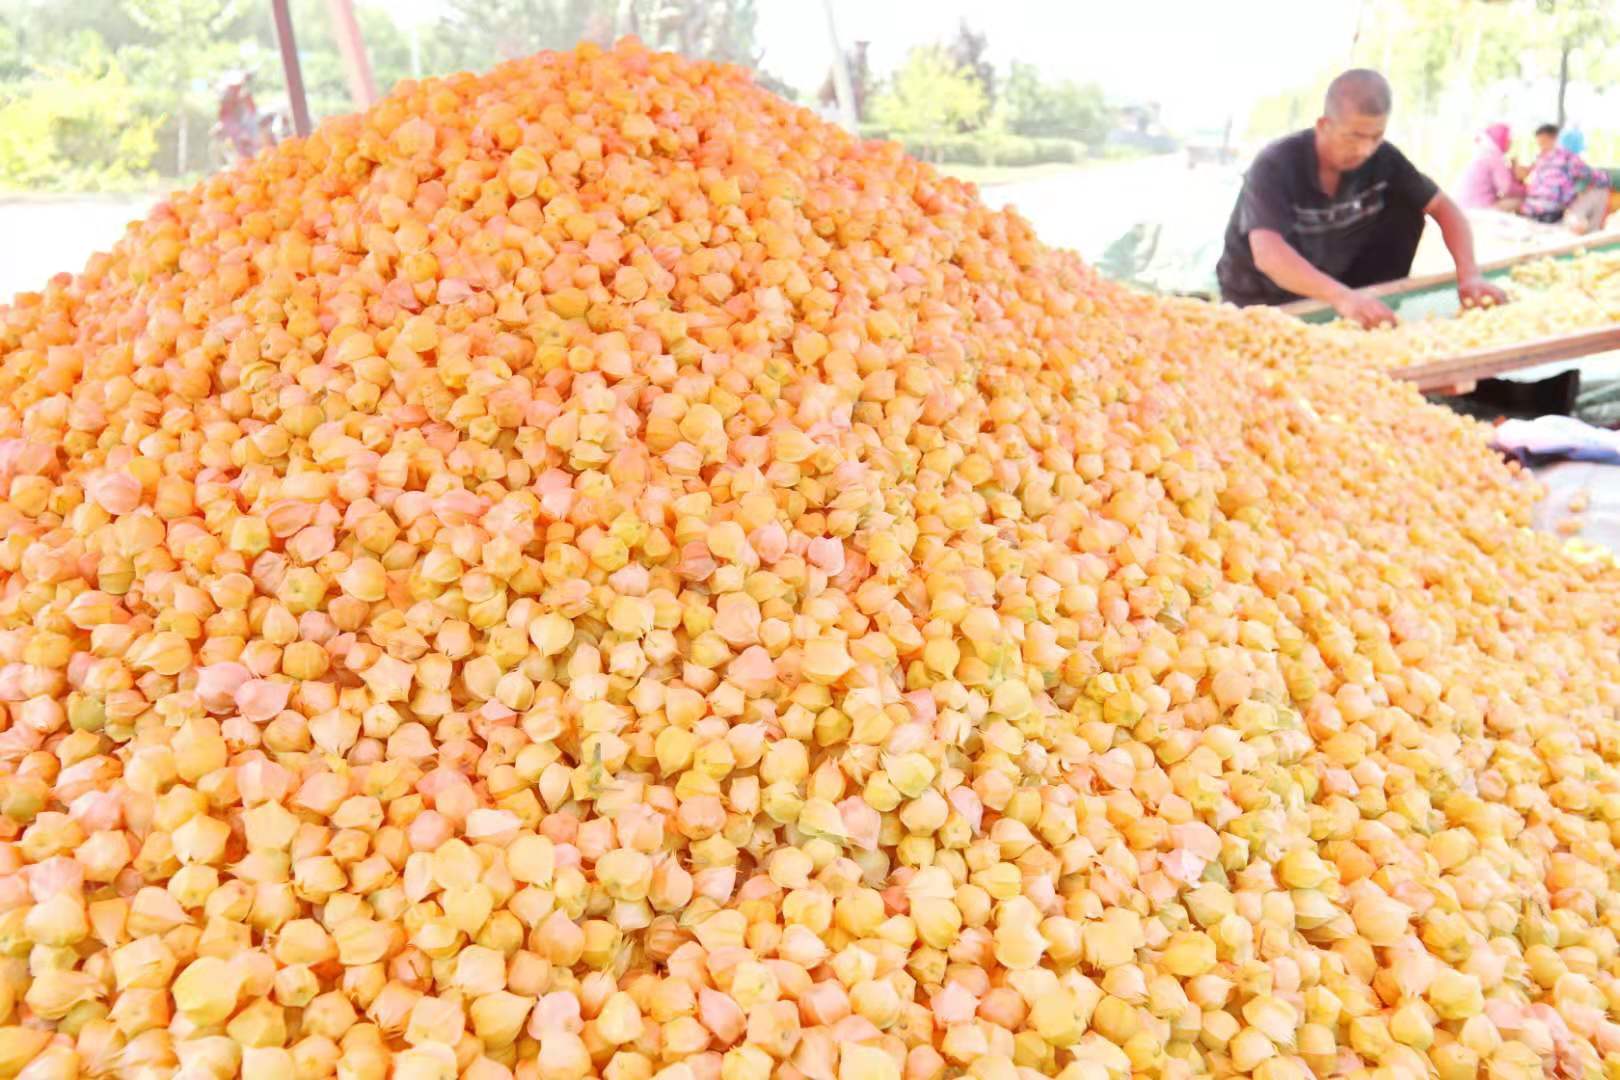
[755,0,1363,126]
[384,0,1363,127]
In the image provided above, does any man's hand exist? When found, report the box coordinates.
[1458,274,1508,309]
[1332,287,1397,329]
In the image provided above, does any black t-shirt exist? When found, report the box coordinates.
[1216,130,1439,306]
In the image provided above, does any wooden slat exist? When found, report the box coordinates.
[1392,325,1620,393]
[1279,229,1620,318]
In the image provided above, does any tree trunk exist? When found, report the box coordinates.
[177,109,188,175]
[821,0,858,131]
[1557,41,1572,128]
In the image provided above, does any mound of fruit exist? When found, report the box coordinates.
[2,38,1620,1080]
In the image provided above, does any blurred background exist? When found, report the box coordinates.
[3,0,1619,299]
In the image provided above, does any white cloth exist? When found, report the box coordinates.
[1531,460,1620,554]
[1490,415,1620,463]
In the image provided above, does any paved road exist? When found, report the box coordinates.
[977,154,1241,295]
[981,154,1235,254]
[0,195,159,301]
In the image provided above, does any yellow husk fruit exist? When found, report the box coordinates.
[0,37,1619,1080]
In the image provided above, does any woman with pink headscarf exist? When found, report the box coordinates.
[1456,123,1525,211]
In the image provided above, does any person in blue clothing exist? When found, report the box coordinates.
[1543,126,1611,234]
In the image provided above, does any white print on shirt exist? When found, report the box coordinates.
[1291,181,1388,236]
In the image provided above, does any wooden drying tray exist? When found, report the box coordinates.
[1277,229,1620,320]
[1390,325,1620,394]
[1278,230,1620,394]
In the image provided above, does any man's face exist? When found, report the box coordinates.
[1315,110,1387,172]
[1536,132,1557,154]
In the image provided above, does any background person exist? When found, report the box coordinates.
[1519,123,1607,226]
[1457,122,1525,212]
[1557,126,1610,234]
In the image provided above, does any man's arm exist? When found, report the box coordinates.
[1249,229,1395,327]
[1426,192,1508,307]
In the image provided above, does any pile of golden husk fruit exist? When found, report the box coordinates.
[2,38,1620,1080]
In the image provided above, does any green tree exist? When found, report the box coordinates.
[437,0,587,68]
[1348,0,1616,127]
[0,37,161,189]
[118,0,270,174]
[630,0,762,66]
[0,1,145,81]
[872,46,987,141]
[1534,0,1612,125]
[284,0,455,117]
[1001,61,1108,146]
[435,0,770,74]
[1245,83,1318,141]
[947,21,994,108]
[1255,0,1603,173]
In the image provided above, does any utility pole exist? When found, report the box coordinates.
[821,0,858,131]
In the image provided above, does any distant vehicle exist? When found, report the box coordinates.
[1184,120,1237,169]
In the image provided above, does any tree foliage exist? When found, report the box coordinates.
[119,0,270,173]
[1000,61,1108,146]
[947,21,994,110]
[1250,0,1620,173]
[1357,0,1620,121]
[1532,0,1614,124]
[436,0,768,75]
[291,0,452,117]
[0,0,783,189]
[437,0,600,68]
[0,37,160,188]
[871,46,988,141]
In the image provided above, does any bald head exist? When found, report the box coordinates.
[1315,70,1392,173]
[1325,69,1392,121]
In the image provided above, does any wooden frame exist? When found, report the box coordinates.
[1274,230,1620,394]
[1393,326,1620,393]
[1278,228,1620,319]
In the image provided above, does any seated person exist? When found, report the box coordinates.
[1217,69,1506,327]
[1520,123,1608,227]
[1557,127,1610,234]
[1457,123,1525,211]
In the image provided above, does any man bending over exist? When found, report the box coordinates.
[1217,69,1506,327]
